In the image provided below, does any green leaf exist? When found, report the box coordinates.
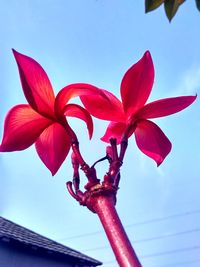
[196,0,200,11]
[145,0,164,13]
[164,0,185,22]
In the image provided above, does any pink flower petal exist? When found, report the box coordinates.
[35,123,71,175]
[55,83,103,117]
[13,50,55,118]
[134,120,172,166]
[120,51,154,117]
[0,105,53,152]
[136,95,197,119]
[101,122,127,144]
[81,89,125,122]
[63,104,93,139]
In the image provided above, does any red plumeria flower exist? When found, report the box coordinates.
[0,50,104,175]
[81,51,196,166]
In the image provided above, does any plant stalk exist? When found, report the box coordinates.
[92,195,142,267]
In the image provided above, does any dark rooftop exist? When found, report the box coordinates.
[0,216,102,266]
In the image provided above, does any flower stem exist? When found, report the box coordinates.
[92,195,142,267]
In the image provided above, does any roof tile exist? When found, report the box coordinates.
[0,216,102,266]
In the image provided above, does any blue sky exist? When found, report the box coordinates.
[0,1,200,266]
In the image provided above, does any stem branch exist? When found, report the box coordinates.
[92,195,142,267]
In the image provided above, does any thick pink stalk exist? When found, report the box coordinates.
[92,195,142,267]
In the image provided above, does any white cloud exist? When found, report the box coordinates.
[175,66,200,95]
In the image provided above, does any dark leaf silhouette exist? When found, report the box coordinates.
[145,0,200,21]
[196,0,200,11]
[164,0,185,21]
[145,0,164,12]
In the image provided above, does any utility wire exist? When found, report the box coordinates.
[103,258,200,267]
[141,245,200,259]
[103,246,200,265]
[82,228,200,252]
[125,209,200,228]
[153,258,200,267]
[58,209,200,241]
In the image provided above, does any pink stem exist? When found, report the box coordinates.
[92,195,142,267]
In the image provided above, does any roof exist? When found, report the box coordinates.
[0,216,102,266]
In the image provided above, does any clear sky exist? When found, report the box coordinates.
[0,1,200,266]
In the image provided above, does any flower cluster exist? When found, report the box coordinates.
[0,50,196,174]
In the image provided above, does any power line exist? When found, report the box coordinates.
[125,209,200,228]
[153,258,200,267]
[82,228,200,252]
[141,245,200,259]
[103,246,200,265]
[103,258,200,267]
[58,209,200,241]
